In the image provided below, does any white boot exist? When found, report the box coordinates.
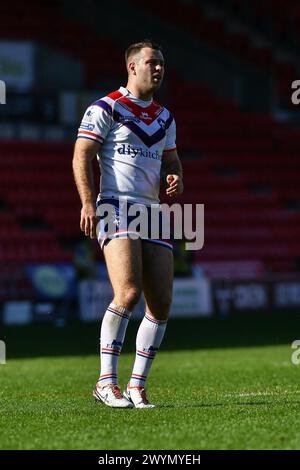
[93,383,133,408]
[123,384,155,409]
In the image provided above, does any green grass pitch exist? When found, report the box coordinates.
[1,313,300,450]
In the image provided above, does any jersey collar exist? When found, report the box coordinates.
[119,86,153,108]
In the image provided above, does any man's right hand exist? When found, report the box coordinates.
[72,137,101,240]
[80,204,99,240]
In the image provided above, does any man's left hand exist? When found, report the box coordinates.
[166,174,184,197]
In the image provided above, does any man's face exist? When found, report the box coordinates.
[130,47,165,93]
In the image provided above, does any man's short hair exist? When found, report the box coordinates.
[125,40,163,64]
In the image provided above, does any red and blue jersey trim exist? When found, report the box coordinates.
[113,109,173,148]
[77,130,104,143]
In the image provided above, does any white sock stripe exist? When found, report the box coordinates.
[98,374,117,382]
[145,313,167,325]
[131,376,146,382]
[101,351,120,357]
[137,349,156,358]
[107,307,130,320]
[101,347,121,353]
[109,303,132,317]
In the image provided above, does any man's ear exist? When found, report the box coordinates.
[128,60,136,76]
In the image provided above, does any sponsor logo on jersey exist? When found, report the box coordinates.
[80,122,95,131]
[118,115,141,124]
[117,144,161,161]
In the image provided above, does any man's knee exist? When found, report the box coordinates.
[114,285,142,311]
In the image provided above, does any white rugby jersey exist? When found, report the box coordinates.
[77,86,176,205]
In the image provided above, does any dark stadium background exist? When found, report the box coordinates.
[1,1,300,370]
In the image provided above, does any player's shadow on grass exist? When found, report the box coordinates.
[4,311,300,359]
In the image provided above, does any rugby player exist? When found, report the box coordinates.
[73,40,183,408]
